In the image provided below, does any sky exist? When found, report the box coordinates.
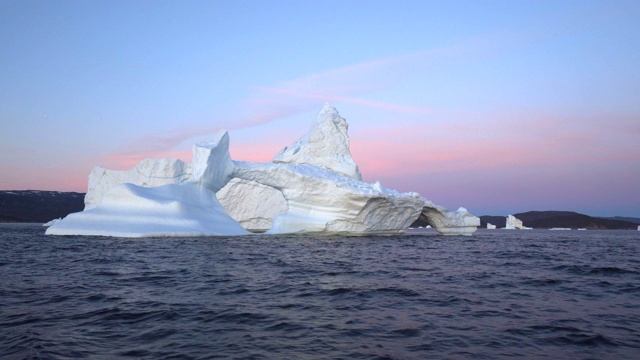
[1,0,639,217]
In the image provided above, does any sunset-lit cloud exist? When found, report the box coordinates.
[101,149,194,170]
[351,111,640,182]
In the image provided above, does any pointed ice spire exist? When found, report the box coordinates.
[272,103,362,180]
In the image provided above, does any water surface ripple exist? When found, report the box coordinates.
[1,224,639,359]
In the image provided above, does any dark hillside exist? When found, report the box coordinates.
[479,216,506,228]
[598,216,640,225]
[514,211,636,229]
[480,211,637,230]
[0,190,85,223]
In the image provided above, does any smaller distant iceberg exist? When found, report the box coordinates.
[486,223,496,229]
[504,215,531,230]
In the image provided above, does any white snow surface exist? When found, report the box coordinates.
[85,158,191,210]
[46,183,249,237]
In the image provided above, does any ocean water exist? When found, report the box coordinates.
[1,224,639,359]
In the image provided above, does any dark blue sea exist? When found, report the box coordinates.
[1,224,639,359]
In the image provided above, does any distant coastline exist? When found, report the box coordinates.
[0,190,85,223]
[2,190,639,230]
[479,211,639,230]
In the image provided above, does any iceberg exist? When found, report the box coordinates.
[486,223,496,229]
[47,103,480,237]
[504,214,531,230]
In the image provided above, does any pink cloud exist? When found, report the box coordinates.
[107,108,308,168]
[0,163,89,192]
[349,111,640,184]
[105,107,638,183]
[229,143,282,163]
[101,149,193,170]
[100,141,285,171]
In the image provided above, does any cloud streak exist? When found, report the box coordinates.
[104,29,570,170]
[106,32,520,167]
[253,86,435,115]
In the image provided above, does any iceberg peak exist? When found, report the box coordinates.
[272,104,362,180]
[316,101,336,120]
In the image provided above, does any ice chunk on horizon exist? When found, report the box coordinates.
[504,214,531,230]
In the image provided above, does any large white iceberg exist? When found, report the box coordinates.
[47,103,479,237]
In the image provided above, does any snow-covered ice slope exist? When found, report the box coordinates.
[46,183,249,237]
[85,158,191,210]
[47,132,249,237]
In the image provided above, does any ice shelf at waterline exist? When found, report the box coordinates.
[46,103,480,237]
